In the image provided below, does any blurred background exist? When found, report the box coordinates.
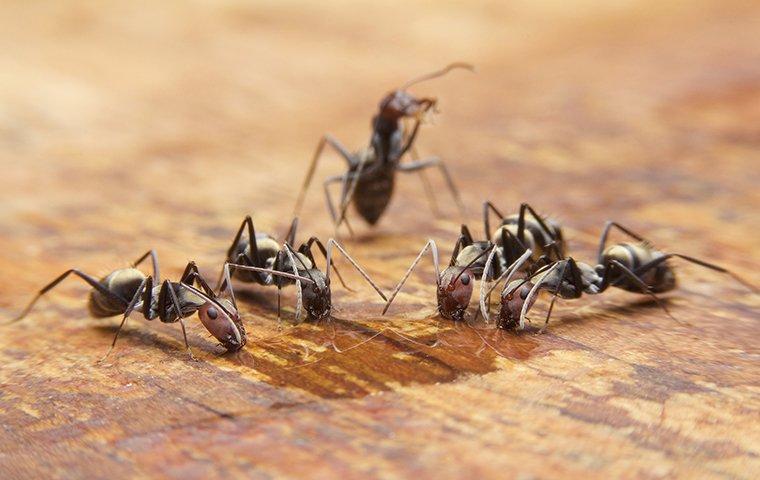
[0,1,758,478]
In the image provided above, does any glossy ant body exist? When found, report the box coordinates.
[293,63,472,233]
[222,216,386,322]
[482,222,757,330]
[7,251,310,358]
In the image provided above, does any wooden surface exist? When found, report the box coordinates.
[1,1,759,478]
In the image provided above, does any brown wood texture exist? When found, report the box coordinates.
[1,1,759,478]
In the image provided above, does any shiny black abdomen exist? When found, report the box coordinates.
[353,164,396,225]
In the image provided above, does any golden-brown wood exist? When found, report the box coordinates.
[1,1,759,478]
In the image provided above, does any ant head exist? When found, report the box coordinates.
[436,266,474,322]
[378,90,436,122]
[198,298,246,352]
[498,280,536,330]
[301,268,332,321]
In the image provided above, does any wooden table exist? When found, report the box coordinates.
[1,1,758,478]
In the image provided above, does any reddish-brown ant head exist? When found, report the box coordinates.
[498,280,536,330]
[378,90,436,121]
[198,298,246,351]
[436,266,474,322]
[301,269,332,321]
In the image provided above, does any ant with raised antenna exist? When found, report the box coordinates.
[293,63,473,234]
[382,225,496,322]
[221,215,387,322]
[6,250,312,360]
[481,221,758,331]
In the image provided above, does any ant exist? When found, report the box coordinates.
[293,63,473,234]
[221,216,387,322]
[482,201,566,273]
[382,225,496,322]
[481,222,758,331]
[6,250,311,359]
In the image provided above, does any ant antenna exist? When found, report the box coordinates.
[400,62,474,90]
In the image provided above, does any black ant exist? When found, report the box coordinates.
[482,222,758,330]
[382,226,496,322]
[293,63,473,234]
[482,201,566,273]
[6,250,311,359]
[221,216,387,322]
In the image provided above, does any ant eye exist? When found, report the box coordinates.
[460,274,470,285]
[207,306,218,319]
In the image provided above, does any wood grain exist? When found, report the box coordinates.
[1,1,759,478]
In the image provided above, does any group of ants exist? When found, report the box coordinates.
[8,63,756,361]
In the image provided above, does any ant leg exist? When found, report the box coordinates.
[480,248,533,323]
[132,250,160,283]
[325,239,387,301]
[410,146,441,217]
[283,217,299,246]
[597,221,647,263]
[449,235,466,267]
[300,237,353,292]
[8,269,127,324]
[398,157,466,220]
[634,254,758,293]
[99,276,151,363]
[517,203,560,254]
[294,134,354,218]
[160,280,196,359]
[599,260,677,322]
[281,247,304,323]
[383,240,440,315]
[519,264,560,330]
[483,201,507,241]
[324,174,355,237]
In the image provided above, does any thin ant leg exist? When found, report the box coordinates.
[325,239,387,301]
[382,240,440,315]
[397,157,466,219]
[132,250,160,283]
[460,224,475,245]
[501,227,529,266]
[294,134,355,218]
[283,217,299,246]
[8,269,127,324]
[300,237,352,292]
[160,280,196,359]
[597,221,647,262]
[335,156,368,235]
[480,248,533,323]
[98,276,151,363]
[483,201,507,240]
[538,260,575,333]
[324,174,355,237]
[598,260,677,321]
[517,203,559,250]
[281,246,305,323]
[410,146,441,217]
[449,234,466,267]
[519,263,562,330]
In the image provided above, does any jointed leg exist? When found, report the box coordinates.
[159,279,195,359]
[294,134,354,218]
[517,203,559,250]
[483,201,507,240]
[599,260,676,321]
[281,246,305,323]
[283,217,299,246]
[9,269,127,324]
[132,250,160,283]
[410,146,442,217]
[99,276,151,363]
[382,240,440,315]
[325,239,387,301]
[398,157,466,220]
[300,237,352,291]
[597,221,647,262]
[323,174,355,237]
